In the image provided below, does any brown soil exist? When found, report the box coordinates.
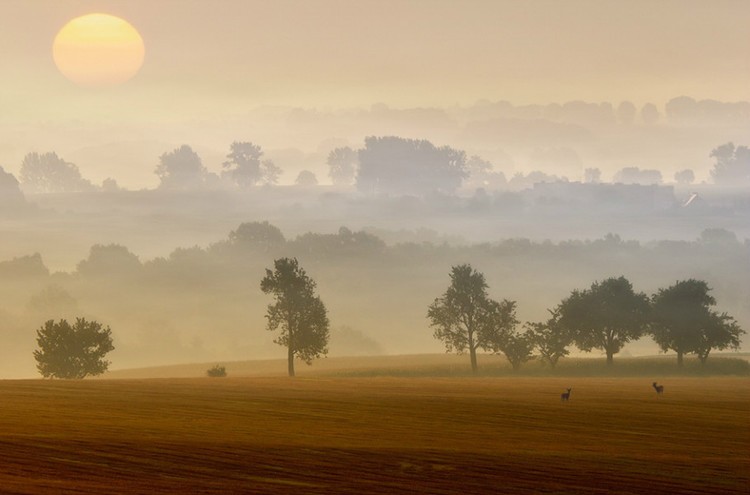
[0,376,747,494]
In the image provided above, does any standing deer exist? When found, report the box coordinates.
[652,382,664,396]
[561,388,572,402]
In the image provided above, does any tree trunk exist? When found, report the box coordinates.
[676,350,684,367]
[470,346,478,375]
[288,344,295,377]
[606,351,614,366]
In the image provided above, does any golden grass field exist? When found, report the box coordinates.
[1,359,748,493]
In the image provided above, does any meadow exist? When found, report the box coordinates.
[0,363,748,494]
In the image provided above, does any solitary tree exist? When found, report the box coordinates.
[34,318,114,379]
[651,279,744,366]
[427,264,517,374]
[558,276,650,366]
[155,145,208,190]
[223,141,282,187]
[295,170,318,186]
[526,309,572,368]
[260,258,329,377]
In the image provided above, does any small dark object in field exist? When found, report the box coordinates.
[207,365,227,377]
[652,382,664,395]
[561,388,572,401]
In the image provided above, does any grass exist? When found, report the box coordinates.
[104,353,750,380]
[0,375,747,494]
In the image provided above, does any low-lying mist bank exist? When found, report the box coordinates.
[1,217,748,378]
[101,354,750,380]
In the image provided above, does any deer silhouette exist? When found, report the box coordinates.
[561,388,572,402]
[652,382,664,396]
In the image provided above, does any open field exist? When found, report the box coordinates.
[102,353,750,379]
[0,376,747,494]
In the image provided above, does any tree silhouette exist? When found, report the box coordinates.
[34,318,114,379]
[223,141,281,187]
[260,258,329,377]
[19,152,93,193]
[357,136,467,195]
[496,328,534,371]
[155,145,208,190]
[558,276,649,365]
[427,264,516,374]
[295,170,318,186]
[526,309,571,368]
[651,279,744,365]
[710,142,750,185]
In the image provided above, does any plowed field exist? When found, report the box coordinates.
[0,377,747,494]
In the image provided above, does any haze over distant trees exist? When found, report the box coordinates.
[19,152,94,193]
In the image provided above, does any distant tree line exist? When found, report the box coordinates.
[7,136,748,198]
[429,266,744,373]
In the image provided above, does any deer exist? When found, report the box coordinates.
[561,388,572,402]
[652,382,664,396]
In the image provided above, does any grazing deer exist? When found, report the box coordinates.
[652,382,664,396]
[561,388,572,402]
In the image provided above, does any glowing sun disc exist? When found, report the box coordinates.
[53,13,145,87]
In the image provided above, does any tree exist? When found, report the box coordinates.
[0,166,27,209]
[496,328,534,371]
[222,141,282,187]
[526,309,571,368]
[77,244,141,278]
[19,152,93,193]
[651,279,744,366]
[583,167,601,184]
[427,264,517,374]
[223,141,263,187]
[613,167,662,185]
[260,258,329,377]
[641,103,660,125]
[357,136,468,195]
[155,145,208,190]
[295,170,318,186]
[695,313,743,364]
[228,221,286,252]
[327,146,358,185]
[558,276,650,365]
[674,169,695,185]
[710,142,750,185]
[34,318,114,379]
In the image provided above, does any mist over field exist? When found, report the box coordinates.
[1,1,749,379]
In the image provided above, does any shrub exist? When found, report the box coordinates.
[206,365,227,377]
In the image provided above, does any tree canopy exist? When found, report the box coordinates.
[155,145,208,190]
[710,142,750,185]
[357,136,468,195]
[19,152,93,194]
[651,279,744,365]
[34,318,114,379]
[260,258,329,377]
[558,276,650,365]
[427,264,517,374]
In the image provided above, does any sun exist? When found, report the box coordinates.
[53,13,145,88]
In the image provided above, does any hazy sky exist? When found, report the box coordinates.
[1,0,748,186]
[2,0,748,118]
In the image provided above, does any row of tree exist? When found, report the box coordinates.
[8,137,748,196]
[427,266,744,373]
[31,258,744,378]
